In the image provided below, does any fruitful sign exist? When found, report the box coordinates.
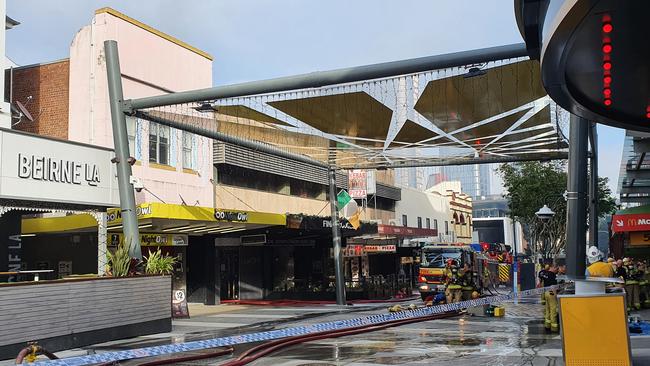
[611,214,650,233]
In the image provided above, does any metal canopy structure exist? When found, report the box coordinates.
[130,44,568,170]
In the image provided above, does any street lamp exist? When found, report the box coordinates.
[535,205,556,222]
[536,204,556,261]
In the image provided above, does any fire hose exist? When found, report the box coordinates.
[15,344,58,364]
[219,310,461,366]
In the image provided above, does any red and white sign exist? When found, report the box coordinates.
[365,244,396,253]
[611,214,650,233]
[348,170,367,199]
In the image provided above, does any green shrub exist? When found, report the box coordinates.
[144,248,178,275]
[107,240,133,277]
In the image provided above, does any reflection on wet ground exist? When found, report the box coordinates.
[12,297,650,366]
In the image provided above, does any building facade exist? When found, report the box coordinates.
[427,181,473,244]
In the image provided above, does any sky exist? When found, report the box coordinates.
[5,0,625,194]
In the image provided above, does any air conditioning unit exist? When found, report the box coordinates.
[240,234,266,246]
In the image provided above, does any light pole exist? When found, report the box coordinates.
[535,204,556,260]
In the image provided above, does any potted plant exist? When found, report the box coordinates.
[144,248,178,275]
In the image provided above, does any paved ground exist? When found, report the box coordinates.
[5,295,650,365]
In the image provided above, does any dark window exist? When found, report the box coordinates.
[149,122,170,165]
[217,165,329,199]
[426,218,431,229]
[402,215,408,227]
[434,219,438,230]
[417,217,422,228]
[445,221,449,235]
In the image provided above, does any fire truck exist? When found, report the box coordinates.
[417,245,482,301]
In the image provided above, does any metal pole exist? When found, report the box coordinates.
[565,114,589,278]
[588,122,599,249]
[104,40,141,259]
[328,166,346,305]
[126,44,527,111]
[512,216,518,303]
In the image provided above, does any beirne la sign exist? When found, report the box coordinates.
[18,153,100,186]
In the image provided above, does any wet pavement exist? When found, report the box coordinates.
[5,296,650,365]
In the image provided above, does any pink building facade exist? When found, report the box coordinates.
[67,8,214,207]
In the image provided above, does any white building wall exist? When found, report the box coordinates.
[395,186,450,231]
[0,1,12,128]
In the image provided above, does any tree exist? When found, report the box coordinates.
[497,161,617,259]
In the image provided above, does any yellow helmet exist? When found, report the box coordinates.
[471,291,480,299]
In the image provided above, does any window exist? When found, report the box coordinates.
[126,116,136,156]
[445,221,449,235]
[417,217,422,229]
[149,122,170,165]
[182,132,193,169]
[426,218,431,229]
[402,215,408,227]
[434,219,438,230]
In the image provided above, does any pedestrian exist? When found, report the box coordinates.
[539,264,559,332]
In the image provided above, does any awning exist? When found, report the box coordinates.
[22,202,286,235]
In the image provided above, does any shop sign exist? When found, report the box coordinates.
[18,153,100,186]
[323,219,354,230]
[343,244,365,257]
[109,233,188,246]
[107,205,153,223]
[214,210,248,222]
[629,232,650,246]
[612,214,650,233]
[348,170,367,199]
[365,245,396,253]
[0,130,119,207]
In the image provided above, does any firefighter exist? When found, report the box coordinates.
[539,264,559,332]
[461,262,475,301]
[538,264,550,305]
[586,246,613,277]
[445,260,462,304]
[639,261,650,308]
[624,258,641,311]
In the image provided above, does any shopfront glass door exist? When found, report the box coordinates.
[219,248,239,300]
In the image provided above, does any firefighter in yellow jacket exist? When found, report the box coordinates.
[445,260,463,303]
[624,258,641,311]
[586,246,614,277]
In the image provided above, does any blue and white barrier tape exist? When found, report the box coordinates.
[30,285,560,366]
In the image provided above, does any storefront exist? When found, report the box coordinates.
[0,128,119,282]
[610,206,650,259]
[197,214,377,303]
[344,224,438,297]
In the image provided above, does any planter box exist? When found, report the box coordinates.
[0,275,171,360]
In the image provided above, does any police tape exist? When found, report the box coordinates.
[30,285,563,366]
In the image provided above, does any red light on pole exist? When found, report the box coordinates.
[604,98,612,106]
[603,88,612,97]
[603,75,612,85]
[603,61,612,71]
[602,23,613,33]
[602,43,612,53]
